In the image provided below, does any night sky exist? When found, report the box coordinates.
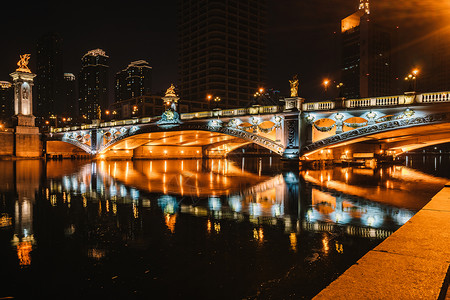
[0,0,449,100]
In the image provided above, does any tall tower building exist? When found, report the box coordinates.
[78,49,109,120]
[115,60,152,102]
[62,73,77,117]
[0,81,13,126]
[340,0,391,99]
[35,33,63,117]
[178,0,267,111]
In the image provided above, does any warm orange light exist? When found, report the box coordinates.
[258,87,264,94]
[206,94,212,101]
[412,69,419,76]
[105,110,110,115]
[323,79,330,87]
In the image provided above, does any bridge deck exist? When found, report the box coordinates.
[313,183,450,299]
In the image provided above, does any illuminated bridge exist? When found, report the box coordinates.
[47,91,450,161]
[47,104,300,160]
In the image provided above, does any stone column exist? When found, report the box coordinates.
[10,71,41,158]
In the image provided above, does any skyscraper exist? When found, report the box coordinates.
[78,49,109,120]
[35,32,63,117]
[0,81,13,126]
[178,0,267,111]
[62,73,77,117]
[115,60,152,102]
[340,0,391,99]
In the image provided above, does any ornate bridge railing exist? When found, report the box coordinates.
[302,91,450,111]
[51,105,281,134]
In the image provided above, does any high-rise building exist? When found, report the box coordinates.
[78,49,109,120]
[429,24,450,92]
[62,73,77,117]
[0,81,13,126]
[115,60,152,102]
[340,0,391,99]
[35,32,64,117]
[178,0,267,111]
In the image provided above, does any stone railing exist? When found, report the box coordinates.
[51,105,281,133]
[303,91,450,111]
[416,91,450,103]
[303,101,335,111]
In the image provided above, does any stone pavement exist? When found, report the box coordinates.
[314,183,450,299]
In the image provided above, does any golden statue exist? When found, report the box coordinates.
[165,84,177,97]
[289,75,299,97]
[97,106,102,120]
[16,54,32,73]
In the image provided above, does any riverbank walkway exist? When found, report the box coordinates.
[314,183,450,299]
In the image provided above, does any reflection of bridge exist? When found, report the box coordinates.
[47,91,450,161]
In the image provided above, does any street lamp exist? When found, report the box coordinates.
[213,96,221,110]
[323,79,330,92]
[206,94,213,110]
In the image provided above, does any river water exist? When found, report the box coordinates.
[0,155,448,299]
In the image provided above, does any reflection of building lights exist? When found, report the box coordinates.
[207,219,212,234]
[289,233,297,252]
[253,227,264,244]
[322,235,329,254]
[17,241,32,267]
[335,241,344,254]
[165,214,176,233]
[214,222,221,233]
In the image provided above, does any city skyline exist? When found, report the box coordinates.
[0,1,449,101]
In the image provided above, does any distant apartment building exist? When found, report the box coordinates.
[35,32,64,117]
[0,81,13,126]
[115,60,152,102]
[78,49,109,120]
[340,0,392,98]
[178,0,267,111]
[62,73,77,117]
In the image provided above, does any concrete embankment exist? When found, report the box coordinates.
[314,183,450,299]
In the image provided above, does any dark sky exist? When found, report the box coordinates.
[1,0,449,100]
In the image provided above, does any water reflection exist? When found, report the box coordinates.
[0,157,447,298]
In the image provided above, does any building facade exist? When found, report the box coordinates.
[115,60,152,102]
[78,49,109,121]
[178,0,267,111]
[35,32,64,118]
[0,81,13,126]
[62,73,77,118]
[340,0,392,99]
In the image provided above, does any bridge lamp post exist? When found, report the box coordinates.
[412,69,419,91]
[206,94,213,110]
[323,79,330,99]
[213,96,221,110]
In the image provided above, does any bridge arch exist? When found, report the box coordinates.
[98,121,285,158]
[302,111,450,157]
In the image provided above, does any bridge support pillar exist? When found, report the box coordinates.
[282,113,300,160]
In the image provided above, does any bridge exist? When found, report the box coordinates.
[46,91,450,161]
[47,104,300,160]
[300,91,450,161]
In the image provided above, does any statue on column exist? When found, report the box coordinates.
[16,54,32,73]
[289,75,299,97]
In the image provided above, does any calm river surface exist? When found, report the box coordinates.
[0,154,448,299]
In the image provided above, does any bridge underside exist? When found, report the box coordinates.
[48,130,254,159]
[103,130,251,159]
[303,122,450,161]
